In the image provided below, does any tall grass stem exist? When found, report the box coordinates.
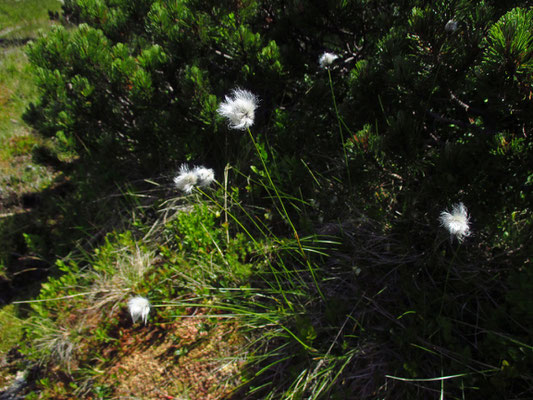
[327,69,351,186]
[246,127,325,300]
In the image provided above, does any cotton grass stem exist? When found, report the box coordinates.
[197,187,295,310]
[13,291,96,303]
[439,243,461,318]
[246,127,325,300]
[385,372,468,382]
[327,69,351,186]
[224,163,230,244]
[246,127,304,259]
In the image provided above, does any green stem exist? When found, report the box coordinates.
[439,243,461,318]
[247,127,325,300]
[327,69,351,186]
[198,186,295,311]
[246,128,302,255]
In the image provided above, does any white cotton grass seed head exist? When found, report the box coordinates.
[319,52,339,68]
[193,166,215,188]
[439,202,471,242]
[217,88,258,130]
[445,19,459,33]
[128,296,150,324]
[174,164,198,194]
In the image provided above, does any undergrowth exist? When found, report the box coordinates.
[14,156,533,399]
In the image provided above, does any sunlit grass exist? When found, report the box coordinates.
[0,50,57,201]
[0,0,61,201]
[0,0,61,139]
[0,48,35,139]
[0,304,25,388]
[0,1,62,376]
[0,304,23,354]
[0,0,62,40]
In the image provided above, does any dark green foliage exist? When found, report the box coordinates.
[477,7,533,137]
[22,0,533,398]
[26,0,290,170]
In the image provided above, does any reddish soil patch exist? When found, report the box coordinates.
[103,308,245,400]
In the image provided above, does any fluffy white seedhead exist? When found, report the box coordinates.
[174,164,198,194]
[128,296,151,324]
[319,52,339,68]
[217,88,258,130]
[439,202,471,242]
[445,19,458,33]
[193,166,215,188]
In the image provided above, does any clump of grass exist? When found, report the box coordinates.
[87,242,155,313]
[29,317,76,372]
[17,166,533,399]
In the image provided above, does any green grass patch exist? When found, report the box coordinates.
[0,0,62,140]
[0,1,61,201]
[0,0,61,40]
[0,304,24,354]
[0,0,66,294]
[0,48,36,140]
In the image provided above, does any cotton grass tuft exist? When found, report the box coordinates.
[217,88,258,130]
[445,19,459,33]
[193,166,216,188]
[439,202,471,242]
[128,296,151,324]
[174,164,215,193]
[319,52,339,68]
[174,164,199,194]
